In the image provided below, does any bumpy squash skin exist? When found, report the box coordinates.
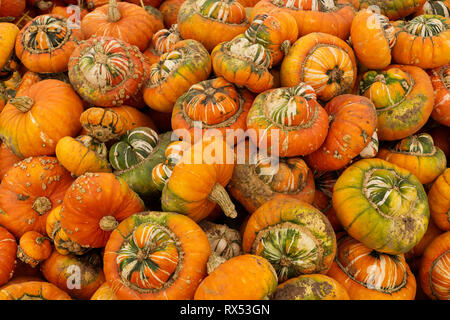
[360,65,435,141]
[270,274,350,300]
[332,158,430,255]
[114,131,174,203]
[177,0,250,52]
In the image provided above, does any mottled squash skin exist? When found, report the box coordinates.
[332,158,430,255]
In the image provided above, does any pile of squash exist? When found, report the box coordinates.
[0,0,449,300]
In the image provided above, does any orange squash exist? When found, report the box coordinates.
[419,231,450,300]
[81,0,157,51]
[177,0,250,52]
[428,63,450,126]
[242,197,337,283]
[171,77,254,145]
[327,233,417,300]
[392,14,450,69]
[161,136,237,222]
[378,133,447,184]
[228,141,316,214]
[0,156,74,238]
[59,172,145,249]
[104,211,211,299]
[427,168,450,231]
[194,254,278,300]
[305,94,377,172]
[251,0,355,40]
[0,79,84,158]
[0,226,17,286]
[41,250,105,300]
[271,274,350,300]
[281,32,357,101]
[15,14,83,73]
[17,231,52,268]
[0,281,72,300]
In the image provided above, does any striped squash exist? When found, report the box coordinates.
[109,127,159,171]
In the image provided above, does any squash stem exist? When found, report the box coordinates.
[10,96,34,113]
[208,183,237,219]
[99,215,119,231]
[108,0,121,22]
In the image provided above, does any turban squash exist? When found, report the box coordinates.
[143,39,212,113]
[419,231,450,300]
[242,198,337,283]
[58,172,145,250]
[0,226,17,287]
[0,156,74,238]
[68,36,150,107]
[194,254,278,300]
[15,14,83,73]
[378,133,447,185]
[0,281,72,300]
[427,168,450,231]
[171,77,254,145]
[428,63,450,126]
[161,136,237,222]
[332,158,430,255]
[392,14,450,69]
[251,0,355,40]
[104,211,211,300]
[358,64,434,141]
[177,0,250,52]
[246,83,329,157]
[327,233,417,300]
[281,32,357,102]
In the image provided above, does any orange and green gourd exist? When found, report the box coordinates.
[15,14,83,74]
[246,83,329,157]
[0,281,72,300]
[151,140,191,192]
[378,133,447,185]
[193,254,278,300]
[68,36,150,107]
[55,135,112,177]
[280,32,357,102]
[359,65,434,141]
[211,34,274,93]
[242,197,337,283]
[244,8,298,66]
[392,14,450,69]
[428,63,450,126]
[171,77,254,145]
[250,0,355,40]
[332,158,430,255]
[350,9,397,69]
[228,143,316,214]
[270,274,350,300]
[339,0,427,20]
[17,231,52,268]
[161,136,237,222]
[143,39,212,113]
[103,211,211,300]
[109,129,173,201]
[79,107,128,143]
[177,0,250,52]
[327,233,417,300]
[417,0,450,16]
[109,127,159,171]
[41,249,106,300]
